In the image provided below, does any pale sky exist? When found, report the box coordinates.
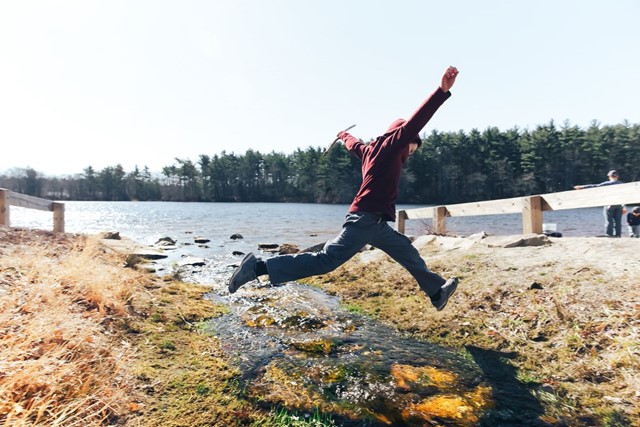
[1,1,638,177]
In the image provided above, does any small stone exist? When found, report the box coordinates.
[278,243,300,254]
[178,256,206,267]
[101,231,121,240]
[155,237,177,246]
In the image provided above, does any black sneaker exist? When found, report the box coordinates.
[432,277,459,311]
[228,253,258,293]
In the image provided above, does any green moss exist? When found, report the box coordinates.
[262,406,337,427]
[341,303,366,314]
[160,340,176,351]
[150,312,166,323]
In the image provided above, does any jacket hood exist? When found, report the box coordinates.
[386,118,422,147]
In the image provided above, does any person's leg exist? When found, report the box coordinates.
[632,225,640,238]
[369,223,446,296]
[265,212,377,285]
[605,206,614,236]
[612,206,622,237]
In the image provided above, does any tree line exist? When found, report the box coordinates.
[2,120,638,205]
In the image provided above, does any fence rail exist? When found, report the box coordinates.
[0,188,65,232]
[397,181,640,235]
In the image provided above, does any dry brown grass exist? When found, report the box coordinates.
[0,228,302,427]
[0,228,149,426]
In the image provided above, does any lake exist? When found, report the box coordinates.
[8,201,621,250]
[7,201,625,272]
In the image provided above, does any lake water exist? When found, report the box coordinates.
[8,201,619,251]
[7,200,623,275]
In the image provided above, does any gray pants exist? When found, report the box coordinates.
[265,211,445,297]
[604,205,623,237]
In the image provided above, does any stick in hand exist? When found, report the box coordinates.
[322,124,356,156]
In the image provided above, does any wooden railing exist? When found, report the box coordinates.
[397,181,640,235]
[0,188,65,233]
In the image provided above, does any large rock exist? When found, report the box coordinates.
[156,236,177,246]
[101,236,167,259]
[100,231,121,240]
[482,234,551,248]
[178,256,206,267]
[258,243,279,252]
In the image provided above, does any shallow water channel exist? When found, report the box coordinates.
[180,258,551,427]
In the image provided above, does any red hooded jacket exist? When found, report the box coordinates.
[337,87,451,222]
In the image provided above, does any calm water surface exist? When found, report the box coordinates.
[9,201,615,250]
[8,200,619,281]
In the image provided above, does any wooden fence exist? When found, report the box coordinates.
[397,181,640,235]
[0,189,65,233]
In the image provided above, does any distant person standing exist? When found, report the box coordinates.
[574,170,624,237]
[627,207,640,238]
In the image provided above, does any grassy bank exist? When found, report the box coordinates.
[0,229,332,426]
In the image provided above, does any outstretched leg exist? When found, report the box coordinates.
[370,224,446,296]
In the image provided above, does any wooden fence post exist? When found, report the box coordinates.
[522,195,543,234]
[433,206,448,235]
[53,202,65,233]
[397,209,407,234]
[0,189,9,227]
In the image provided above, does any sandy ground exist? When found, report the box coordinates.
[417,234,640,279]
[353,233,639,279]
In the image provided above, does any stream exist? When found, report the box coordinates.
[176,254,554,427]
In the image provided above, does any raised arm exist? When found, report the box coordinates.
[399,66,460,144]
